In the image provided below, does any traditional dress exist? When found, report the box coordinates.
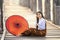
[22,18,46,36]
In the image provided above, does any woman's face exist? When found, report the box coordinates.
[36,13,42,18]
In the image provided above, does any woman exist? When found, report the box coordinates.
[22,11,46,37]
[35,11,46,36]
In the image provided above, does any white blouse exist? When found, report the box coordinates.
[38,18,46,30]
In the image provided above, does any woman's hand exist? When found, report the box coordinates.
[36,23,38,26]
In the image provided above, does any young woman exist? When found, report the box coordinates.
[36,11,46,30]
[22,11,46,37]
[35,11,46,36]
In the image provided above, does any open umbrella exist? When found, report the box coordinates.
[6,15,29,36]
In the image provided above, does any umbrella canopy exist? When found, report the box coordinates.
[6,15,29,36]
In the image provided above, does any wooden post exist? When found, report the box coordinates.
[36,0,39,12]
[50,0,53,21]
[1,0,7,40]
[42,0,45,17]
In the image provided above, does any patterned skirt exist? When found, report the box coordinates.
[22,28,46,37]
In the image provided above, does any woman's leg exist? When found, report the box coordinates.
[21,28,46,37]
[36,30,46,37]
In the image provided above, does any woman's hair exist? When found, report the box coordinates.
[36,11,44,18]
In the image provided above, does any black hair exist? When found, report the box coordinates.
[36,11,44,18]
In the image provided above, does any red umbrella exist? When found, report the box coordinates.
[6,15,29,36]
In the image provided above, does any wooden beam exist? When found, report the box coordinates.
[42,0,45,17]
[36,0,39,12]
[1,0,7,40]
[50,0,53,21]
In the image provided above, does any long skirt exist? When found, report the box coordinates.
[22,28,46,37]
